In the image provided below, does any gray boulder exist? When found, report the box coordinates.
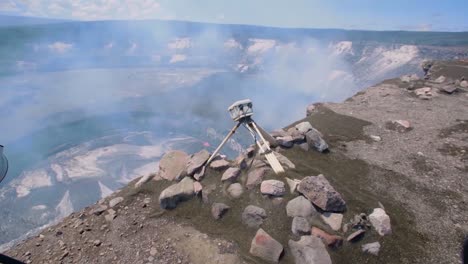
[221,167,241,182]
[289,236,332,264]
[246,167,270,189]
[242,205,267,228]
[211,203,230,220]
[109,197,124,208]
[369,208,392,236]
[305,129,328,152]
[286,196,316,218]
[297,175,346,212]
[250,228,283,263]
[271,129,288,138]
[209,159,230,171]
[227,183,243,198]
[320,213,343,231]
[186,149,210,176]
[260,180,286,196]
[159,150,189,181]
[158,177,195,209]
[292,217,311,236]
[287,127,305,142]
[276,136,294,148]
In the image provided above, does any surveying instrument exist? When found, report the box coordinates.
[206,99,285,174]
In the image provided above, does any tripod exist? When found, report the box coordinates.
[206,117,285,174]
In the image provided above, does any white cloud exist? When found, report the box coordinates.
[48,42,73,54]
[169,54,186,63]
[0,0,19,12]
[168,38,192,50]
[17,0,162,20]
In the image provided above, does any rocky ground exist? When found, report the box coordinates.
[3,60,468,264]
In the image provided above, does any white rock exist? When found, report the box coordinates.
[369,208,392,236]
[362,242,381,256]
[295,122,313,134]
[370,135,381,142]
[434,75,446,83]
[285,178,301,193]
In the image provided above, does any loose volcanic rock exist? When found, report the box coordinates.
[295,121,314,134]
[193,182,203,195]
[193,165,206,181]
[434,75,446,83]
[271,129,289,138]
[440,85,457,94]
[306,104,317,116]
[460,80,468,88]
[311,227,343,248]
[292,217,311,236]
[297,175,346,212]
[227,183,244,198]
[246,167,270,189]
[221,167,241,183]
[362,242,381,256]
[369,208,392,236]
[109,197,124,208]
[370,135,382,142]
[211,203,230,220]
[286,127,305,142]
[105,209,117,222]
[186,149,210,176]
[276,136,294,148]
[90,205,108,216]
[414,87,435,99]
[346,229,366,242]
[289,236,332,264]
[305,129,329,152]
[286,196,317,218]
[320,213,343,231]
[159,150,189,181]
[260,180,286,196]
[285,178,301,193]
[249,228,283,263]
[209,158,230,171]
[242,205,267,228]
[386,120,412,132]
[159,177,195,209]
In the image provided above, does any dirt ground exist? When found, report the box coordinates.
[4,60,468,264]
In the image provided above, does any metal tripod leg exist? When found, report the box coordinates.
[246,121,285,174]
[206,122,242,165]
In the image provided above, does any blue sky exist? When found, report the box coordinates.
[0,0,467,31]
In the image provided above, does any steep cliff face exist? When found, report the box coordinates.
[4,60,467,264]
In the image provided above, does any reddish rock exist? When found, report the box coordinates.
[249,228,283,263]
[297,175,346,212]
[186,149,210,176]
[221,167,241,182]
[260,180,286,196]
[311,227,343,248]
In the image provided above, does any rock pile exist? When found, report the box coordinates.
[270,121,329,152]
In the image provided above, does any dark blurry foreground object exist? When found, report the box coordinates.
[0,145,8,184]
